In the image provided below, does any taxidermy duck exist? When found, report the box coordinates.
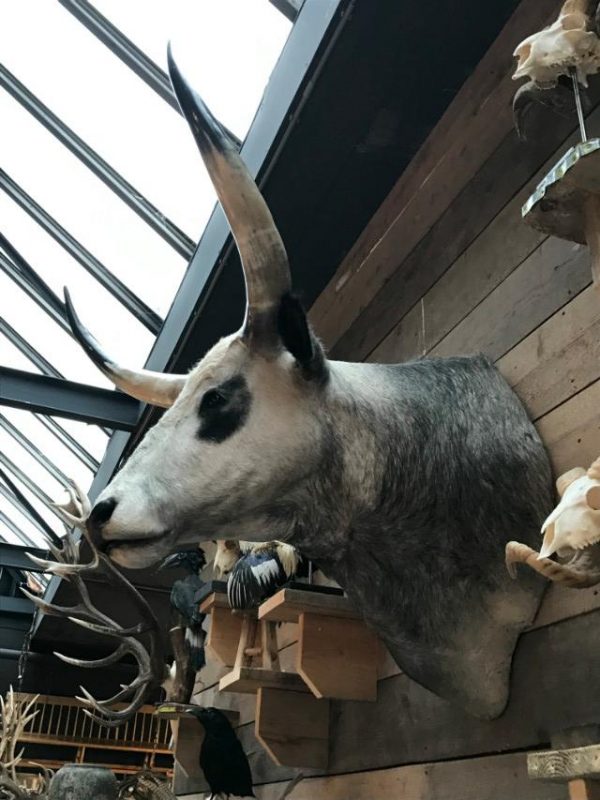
[506,456,600,587]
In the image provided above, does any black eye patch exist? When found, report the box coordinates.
[197,375,251,443]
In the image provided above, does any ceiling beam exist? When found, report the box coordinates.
[269,0,304,22]
[0,543,50,572]
[0,367,140,430]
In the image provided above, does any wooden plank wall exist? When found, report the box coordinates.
[181,0,600,797]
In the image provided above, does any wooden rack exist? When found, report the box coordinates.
[13,693,173,777]
[199,584,378,769]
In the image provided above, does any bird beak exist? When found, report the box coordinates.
[158,553,180,571]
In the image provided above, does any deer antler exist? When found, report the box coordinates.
[0,688,39,785]
[23,482,168,728]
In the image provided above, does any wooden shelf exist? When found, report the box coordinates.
[219,666,307,694]
[255,687,329,769]
[259,587,379,701]
[258,587,358,623]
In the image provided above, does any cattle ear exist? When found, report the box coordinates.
[277,294,327,381]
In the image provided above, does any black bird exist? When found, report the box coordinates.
[186,706,254,799]
[225,541,301,610]
[159,548,207,671]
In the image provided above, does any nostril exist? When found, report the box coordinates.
[89,497,117,528]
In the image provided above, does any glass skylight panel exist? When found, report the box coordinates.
[92,0,292,138]
[1,195,154,382]
[1,95,186,319]
[1,408,94,492]
[0,0,294,554]
[0,1,205,243]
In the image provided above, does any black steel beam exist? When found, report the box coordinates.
[56,0,242,149]
[0,317,64,378]
[0,511,36,547]
[0,318,109,452]
[0,243,69,334]
[0,367,140,430]
[269,0,303,22]
[0,543,49,572]
[0,170,162,334]
[0,64,195,260]
[0,482,58,544]
[0,452,66,524]
[0,412,70,486]
[34,414,100,471]
[0,597,34,616]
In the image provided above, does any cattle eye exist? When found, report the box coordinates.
[200,389,227,412]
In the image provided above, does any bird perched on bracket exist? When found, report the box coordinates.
[216,540,301,610]
[159,548,207,701]
[185,706,254,800]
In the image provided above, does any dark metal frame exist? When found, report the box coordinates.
[0,483,56,545]
[0,452,65,523]
[0,169,162,333]
[35,413,99,472]
[0,64,195,259]
[269,0,304,22]
[0,317,63,378]
[0,238,69,333]
[0,412,70,486]
[0,543,49,571]
[0,510,37,547]
[1,318,104,469]
[0,367,140,430]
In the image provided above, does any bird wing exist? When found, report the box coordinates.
[227,551,287,610]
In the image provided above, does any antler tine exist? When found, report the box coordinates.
[29,478,167,730]
[51,478,92,530]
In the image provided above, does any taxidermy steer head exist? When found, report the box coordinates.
[67,46,554,720]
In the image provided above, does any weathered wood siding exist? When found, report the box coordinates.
[182,1,600,796]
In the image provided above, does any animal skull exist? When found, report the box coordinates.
[507,457,600,587]
[513,0,600,87]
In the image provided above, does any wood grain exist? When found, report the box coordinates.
[309,0,560,352]
[255,751,565,800]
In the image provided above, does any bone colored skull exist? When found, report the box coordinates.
[513,0,600,87]
[540,472,600,558]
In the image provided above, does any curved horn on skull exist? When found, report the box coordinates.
[64,288,185,408]
[167,44,291,340]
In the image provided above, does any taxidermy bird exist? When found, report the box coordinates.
[185,706,254,799]
[222,541,301,610]
[159,548,207,672]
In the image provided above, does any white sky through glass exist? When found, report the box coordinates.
[0,0,291,545]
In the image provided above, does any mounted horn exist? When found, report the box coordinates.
[167,44,292,341]
[64,289,185,408]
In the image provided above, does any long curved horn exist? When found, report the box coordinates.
[64,289,185,408]
[167,44,291,339]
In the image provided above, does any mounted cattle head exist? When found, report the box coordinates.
[67,47,554,721]
[68,47,328,569]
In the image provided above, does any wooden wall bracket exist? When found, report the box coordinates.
[522,139,600,291]
[219,613,306,695]
[255,687,329,769]
[200,590,243,667]
[259,587,378,701]
[528,727,600,800]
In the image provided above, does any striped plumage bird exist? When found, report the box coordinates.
[219,541,300,610]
